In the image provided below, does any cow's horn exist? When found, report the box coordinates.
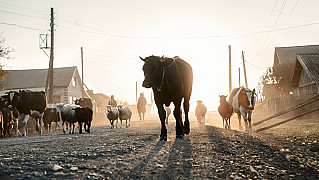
[139,56,145,61]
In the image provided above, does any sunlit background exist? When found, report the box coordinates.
[1,0,319,111]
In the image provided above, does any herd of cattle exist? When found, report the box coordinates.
[0,55,257,140]
[0,89,134,138]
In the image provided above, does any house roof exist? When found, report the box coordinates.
[275,44,319,64]
[0,66,77,90]
[292,54,319,86]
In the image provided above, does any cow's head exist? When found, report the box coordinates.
[219,95,227,103]
[140,55,175,88]
[0,97,8,110]
[6,91,19,107]
[238,88,256,110]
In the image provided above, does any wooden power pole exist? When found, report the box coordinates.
[238,67,241,87]
[228,45,232,95]
[81,47,85,97]
[242,51,248,88]
[136,81,138,103]
[48,7,54,104]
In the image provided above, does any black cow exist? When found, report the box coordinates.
[140,55,193,141]
[75,98,93,109]
[0,108,13,138]
[5,90,46,136]
[43,108,60,132]
[75,107,93,134]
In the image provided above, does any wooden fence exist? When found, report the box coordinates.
[254,94,319,118]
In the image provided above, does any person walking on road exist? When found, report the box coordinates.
[137,93,147,120]
[108,95,117,107]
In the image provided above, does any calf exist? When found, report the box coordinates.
[0,108,13,138]
[117,105,132,128]
[218,95,233,129]
[56,104,80,134]
[195,101,207,125]
[106,105,119,129]
[43,108,60,132]
[8,105,20,136]
[75,107,93,134]
[75,98,93,109]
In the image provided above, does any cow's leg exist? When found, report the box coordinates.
[38,113,44,134]
[0,117,3,138]
[62,121,66,134]
[14,117,19,136]
[7,121,11,137]
[239,107,248,132]
[79,122,83,134]
[248,111,252,131]
[129,118,131,128]
[183,97,190,135]
[174,101,184,139]
[72,123,75,134]
[22,114,29,136]
[157,104,167,141]
[237,113,242,131]
[69,122,72,134]
[87,122,91,133]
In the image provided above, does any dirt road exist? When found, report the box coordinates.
[0,114,318,179]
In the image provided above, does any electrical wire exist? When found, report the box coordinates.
[0,1,48,13]
[0,9,48,19]
[0,21,46,32]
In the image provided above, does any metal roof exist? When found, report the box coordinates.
[275,45,319,64]
[295,54,319,84]
[0,66,77,90]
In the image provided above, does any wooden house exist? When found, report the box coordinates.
[0,66,89,104]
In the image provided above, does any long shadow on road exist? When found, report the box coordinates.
[129,141,165,179]
[162,138,193,179]
[202,124,319,179]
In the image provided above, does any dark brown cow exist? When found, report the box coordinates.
[140,55,193,141]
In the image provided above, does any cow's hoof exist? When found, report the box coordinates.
[176,134,184,139]
[159,136,167,141]
[184,127,190,135]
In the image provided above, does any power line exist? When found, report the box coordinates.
[57,21,319,40]
[0,1,48,13]
[0,21,46,32]
[248,0,279,52]
[0,9,48,19]
[250,0,287,60]
[0,5,48,15]
[245,60,265,70]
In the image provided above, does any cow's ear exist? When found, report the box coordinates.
[139,56,145,62]
[253,88,256,94]
[160,58,174,68]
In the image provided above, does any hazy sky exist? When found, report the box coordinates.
[1,0,319,111]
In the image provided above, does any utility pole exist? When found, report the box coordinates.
[136,81,138,103]
[48,7,54,104]
[228,45,232,95]
[238,67,241,87]
[242,51,248,88]
[81,47,85,97]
